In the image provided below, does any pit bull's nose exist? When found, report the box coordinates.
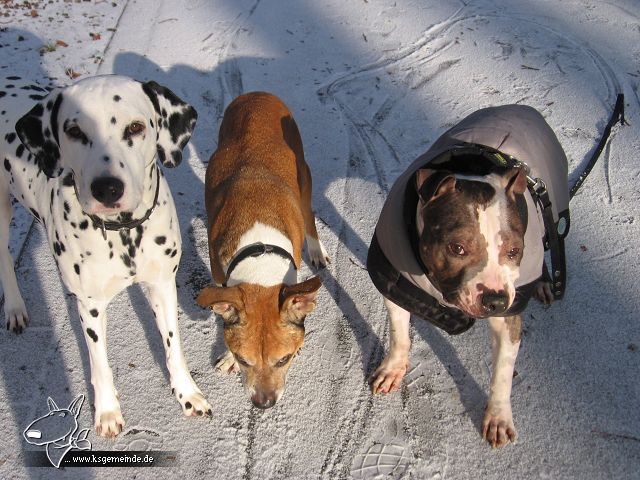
[482,292,509,314]
[91,177,124,206]
[251,391,276,409]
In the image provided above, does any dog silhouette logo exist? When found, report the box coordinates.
[23,394,92,468]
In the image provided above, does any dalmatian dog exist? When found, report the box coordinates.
[0,75,212,437]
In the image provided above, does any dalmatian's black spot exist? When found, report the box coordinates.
[119,161,124,168]
[179,393,182,399]
[29,208,40,221]
[6,76,20,80]
[155,235,166,245]
[110,116,116,124]
[4,132,15,143]
[170,249,177,258]
[127,139,133,148]
[171,150,181,165]
[16,144,24,158]
[29,94,46,101]
[166,338,171,348]
[157,145,166,164]
[185,401,192,409]
[78,219,88,230]
[5,84,14,88]
[3,158,10,172]
[63,201,70,214]
[86,328,98,342]
[74,263,80,275]
[172,265,178,273]
[149,118,154,128]
[103,155,110,163]
[62,172,74,187]
[164,248,171,255]
[63,119,90,145]
[0,92,5,99]
[53,242,62,256]
[121,253,132,268]
[113,95,121,102]
[169,331,173,337]
[90,309,99,317]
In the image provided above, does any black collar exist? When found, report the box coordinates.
[82,166,161,240]
[224,242,297,286]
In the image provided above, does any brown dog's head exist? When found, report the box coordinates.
[415,166,528,318]
[196,276,321,409]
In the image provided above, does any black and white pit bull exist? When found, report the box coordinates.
[367,105,569,448]
[0,75,211,436]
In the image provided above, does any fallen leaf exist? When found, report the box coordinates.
[90,32,101,41]
[65,68,81,79]
[56,40,68,47]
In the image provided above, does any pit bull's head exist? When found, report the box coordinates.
[196,276,321,409]
[415,165,528,317]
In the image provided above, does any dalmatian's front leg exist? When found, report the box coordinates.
[0,183,28,333]
[482,315,521,448]
[146,279,212,417]
[77,299,124,437]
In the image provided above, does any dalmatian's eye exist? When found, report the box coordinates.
[65,125,84,139]
[127,121,145,136]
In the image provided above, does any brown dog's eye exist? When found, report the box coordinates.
[449,243,466,257]
[507,247,520,259]
[127,121,145,136]
[275,354,292,368]
[234,355,250,368]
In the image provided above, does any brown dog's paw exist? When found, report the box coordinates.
[369,356,408,395]
[482,404,516,448]
[533,280,554,306]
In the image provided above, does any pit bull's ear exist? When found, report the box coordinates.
[280,276,322,324]
[142,81,197,168]
[416,169,456,203]
[196,285,243,323]
[504,165,528,198]
[15,90,64,178]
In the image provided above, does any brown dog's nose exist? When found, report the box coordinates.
[482,292,509,315]
[251,391,276,409]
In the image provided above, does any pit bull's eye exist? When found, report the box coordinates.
[507,247,520,259]
[449,242,466,257]
[127,121,145,136]
[275,354,292,368]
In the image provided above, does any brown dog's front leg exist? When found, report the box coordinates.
[482,314,521,448]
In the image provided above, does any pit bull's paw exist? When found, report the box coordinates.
[214,350,239,374]
[5,301,29,334]
[482,403,516,448]
[533,280,554,306]
[95,409,125,438]
[306,235,330,269]
[180,391,212,417]
[369,355,408,394]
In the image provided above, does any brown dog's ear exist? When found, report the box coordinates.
[504,165,528,197]
[416,168,456,203]
[196,286,243,322]
[279,276,322,325]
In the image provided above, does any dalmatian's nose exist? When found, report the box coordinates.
[91,177,124,206]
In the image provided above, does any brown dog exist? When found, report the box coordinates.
[196,92,329,409]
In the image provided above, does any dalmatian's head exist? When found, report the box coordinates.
[15,75,197,216]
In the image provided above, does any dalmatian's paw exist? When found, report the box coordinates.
[306,235,330,269]
[214,349,239,374]
[5,299,29,334]
[179,391,212,417]
[95,408,125,438]
[482,402,516,448]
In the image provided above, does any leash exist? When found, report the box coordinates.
[527,93,626,300]
[569,94,626,199]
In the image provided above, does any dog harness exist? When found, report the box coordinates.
[368,104,570,335]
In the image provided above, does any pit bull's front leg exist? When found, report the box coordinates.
[482,314,521,448]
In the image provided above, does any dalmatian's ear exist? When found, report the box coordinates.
[142,81,197,168]
[15,90,65,178]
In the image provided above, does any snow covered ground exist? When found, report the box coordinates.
[0,0,638,478]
